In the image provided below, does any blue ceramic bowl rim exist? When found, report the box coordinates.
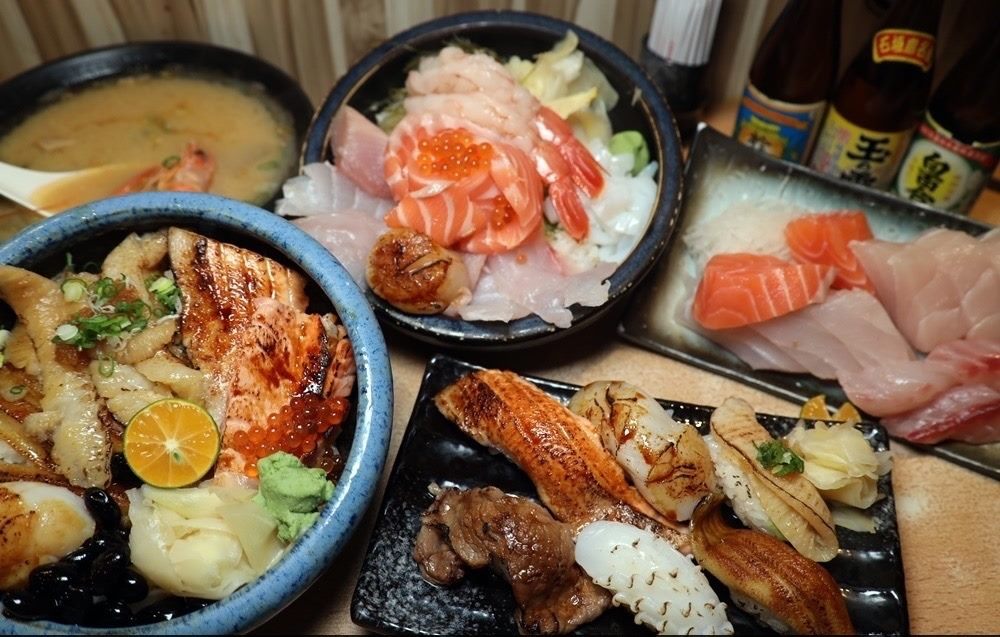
[302,10,684,348]
[0,193,393,635]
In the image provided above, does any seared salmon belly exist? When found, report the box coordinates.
[168,229,355,477]
[435,370,687,548]
[168,227,308,377]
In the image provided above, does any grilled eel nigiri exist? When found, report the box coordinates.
[435,370,687,549]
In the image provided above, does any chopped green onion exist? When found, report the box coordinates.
[92,277,118,305]
[146,273,180,313]
[162,155,180,168]
[8,385,24,396]
[54,324,79,343]
[61,278,88,302]
[257,158,281,171]
[98,358,116,378]
[755,440,805,477]
[64,253,75,273]
[0,329,10,349]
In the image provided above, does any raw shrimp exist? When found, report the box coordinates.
[116,142,215,194]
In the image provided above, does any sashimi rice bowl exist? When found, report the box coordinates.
[0,196,391,633]
[285,12,682,345]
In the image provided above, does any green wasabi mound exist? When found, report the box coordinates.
[609,130,650,175]
[253,452,334,542]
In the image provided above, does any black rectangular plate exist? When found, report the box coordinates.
[619,125,999,482]
[350,354,908,635]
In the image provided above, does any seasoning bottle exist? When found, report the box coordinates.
[809,0,943,189]
[732,0,841,163]
[893,29,1000,213]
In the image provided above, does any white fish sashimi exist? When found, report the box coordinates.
[276,163,393,219]
[852,228,1000,352]
[294,211,386,285]
[575,521,734,635]
[455,231,615,328]
[842,338,1000,418]
[700,290,915,380]
[882,384,1000,444]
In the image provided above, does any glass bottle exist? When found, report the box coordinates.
[809,0,943,189]
[893,28,1000,213]
[733,0,841,163]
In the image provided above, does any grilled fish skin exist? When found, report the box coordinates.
[434,369,687,549]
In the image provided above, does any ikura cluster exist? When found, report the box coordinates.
[231,394,349,478]
[416,128,493,180]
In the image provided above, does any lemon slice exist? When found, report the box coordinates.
[799,395,829,420]
[124,398,220,488]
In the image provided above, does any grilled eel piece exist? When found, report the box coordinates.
[435,370,688,549]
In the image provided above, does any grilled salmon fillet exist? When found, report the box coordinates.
[435,370,687,549]
[168,227,309,377]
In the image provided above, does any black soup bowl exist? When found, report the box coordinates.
[301,10,683,350]
[0,41,313,211]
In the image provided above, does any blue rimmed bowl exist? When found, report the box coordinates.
[0,192,392,634]
[301,10,684,350]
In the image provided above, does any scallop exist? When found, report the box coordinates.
[0,481,96,590]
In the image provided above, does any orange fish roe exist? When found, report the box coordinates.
[490,195,516,228]
[232,394,349,477]
[416,128,493,181]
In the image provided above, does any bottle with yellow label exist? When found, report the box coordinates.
[894,28,1000,213]
[809,0,942,189]
[732,0,840,163]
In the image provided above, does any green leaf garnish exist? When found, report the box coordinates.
[52,278,152,349]
[755,440,804,477]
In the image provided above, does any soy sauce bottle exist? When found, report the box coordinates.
[809,0,943,189]
[893,29,1000,213]
[732,0,841,163]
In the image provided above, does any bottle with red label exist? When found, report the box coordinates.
[893,28,1000,213]
[809,0,942,189]
[732,0,841,163]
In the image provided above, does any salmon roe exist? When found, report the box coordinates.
[490,195,516,229]
[416,128,493,180]
[232,394,349,477]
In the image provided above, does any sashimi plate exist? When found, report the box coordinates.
[349,354,908,635]
[619,125,999,480]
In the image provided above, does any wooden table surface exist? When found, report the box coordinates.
[255,107,1000,636]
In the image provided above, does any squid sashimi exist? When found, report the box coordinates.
[330,105,393,199]
[784,211,875,292]
[691,253,835,330]
[840,338,1000,417]
[701,289,915,380]
[882,384,1000,444]
[851,228,1000,352]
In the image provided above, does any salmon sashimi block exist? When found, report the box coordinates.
[435,369,688,550]
[383,112,543,254]
[851,228,1000,352]
[692,253,835,330]
[882,385,1000,444]
[784,211,875,292]
[216,298,354,477]
[330,106,393,200]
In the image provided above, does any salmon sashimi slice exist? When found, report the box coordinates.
[784,211,875,292]
[216,298,354,476]
[168,227,308,377]
[434,369,688,550]
[384,113,543,254]
[692,253,835,330]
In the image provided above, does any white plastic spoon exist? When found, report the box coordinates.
[0,160,145,217]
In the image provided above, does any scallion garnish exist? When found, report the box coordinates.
[52,278,152,349]
[97,358,116,378]
[8,385,24,396]
[146,272,180,315]
[61,278,88,302]
[755,440,805,477]
[162,155,180,168]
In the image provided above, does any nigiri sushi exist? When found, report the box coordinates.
[575,521,733,635]
[784,210,875,292]
[691,253,835,330]
[851,228,1000,352]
